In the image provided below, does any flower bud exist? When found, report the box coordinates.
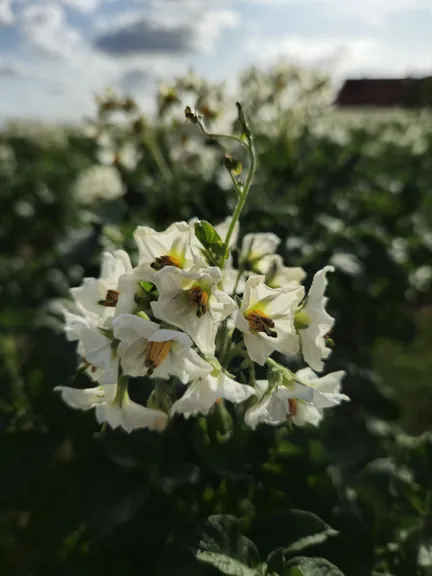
[223,154,242,175]
[184,106,200,124]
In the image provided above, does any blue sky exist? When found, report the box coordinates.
[0,0,431,122]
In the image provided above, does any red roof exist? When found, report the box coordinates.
[335,77,432,108]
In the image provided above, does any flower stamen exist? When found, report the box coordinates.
[188,286,209,318]
[151,255,181,270]
[98,289,120,307]
[288,398,298,416]
[246,310,277,338]
[145,341,173,376]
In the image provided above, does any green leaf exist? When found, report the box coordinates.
[255,509,338,561]
[196,515,260,570]
[194,220,226,265]
[283,557,345,576]
[196,552,268,575]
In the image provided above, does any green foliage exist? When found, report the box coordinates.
[195,220,227,266]
[1,62,432,575]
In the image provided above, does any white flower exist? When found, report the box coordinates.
[240,232,281,267]
[215,216,239,249]
[151,266,236,355]
[54,384,168,433]
[171,367,255,417]
[220,257,247,295]
[255,254,306,290]
[245,368,348,429]
[64,312,119,384]
[74,165,124,204]
[113,314,211,382]
[70,250,132,322]
[134,222,199,273]
[114,264,155,317]
[297,265,335,372]
[97,133,141,170]
[235,275,304,366]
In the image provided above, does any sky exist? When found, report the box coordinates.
[0,0,431,122]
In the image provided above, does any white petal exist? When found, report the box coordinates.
[216,372,255,404]
[240,275,269,310]
[240,233,281,264]
[243,332,277,366]
[113,314,160,345]
[266,285,305,317]
[97,147,114,166]
[119,142,140,170]
[171,378,219,417]
[133,222,196,268]
[63,311,91,341]
[300,266,335,372]
[295,367,318,383]
[95,402,122,430]
[54,386,104,410]
[245,387,290,429]
[100,250,132,285]
[163,347,212,383]
[121,398,168,433]
[149,328,192,347]
[221,265,246,295]
[210,287,237,322]
[100,356,120,385]
[255,380,270,400]
[292,403,323,427]
[70,279,106,320]
[117,339,149,377]
[215,216,239,249]
[313,370,346,394]
[256,254,306,288]
[114,264,154,317]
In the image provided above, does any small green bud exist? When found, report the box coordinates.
[223,154,242,175]
[137,311,150,321]
[294,309,312,331]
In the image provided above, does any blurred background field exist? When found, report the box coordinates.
[1,62,432,575]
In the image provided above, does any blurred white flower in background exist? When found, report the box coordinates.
[73,164,124,204]
[96,132,141,170]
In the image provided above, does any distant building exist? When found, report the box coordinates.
[335,77,432,108]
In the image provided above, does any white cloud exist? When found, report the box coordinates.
[62,0,102,12]
[0,0,14,25]
[20,2,82,59]
[243,0,432,26]
[244,34,432,78]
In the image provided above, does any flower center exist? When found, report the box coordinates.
[246,310,277,338]
[294,309,311,330]
[98,289,120,307]
[151,254,181,271]
[288,398,298,416]
[188,285,209,318]
[145,341,173,375]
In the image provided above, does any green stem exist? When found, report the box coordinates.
[223,103,256,258]
[223,141,255,258]
[227,169,242,197]
[142,130,172,184]
[195,122,249,153]
[231,266,244,298]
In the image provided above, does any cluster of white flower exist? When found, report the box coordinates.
[56,217,349,433]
